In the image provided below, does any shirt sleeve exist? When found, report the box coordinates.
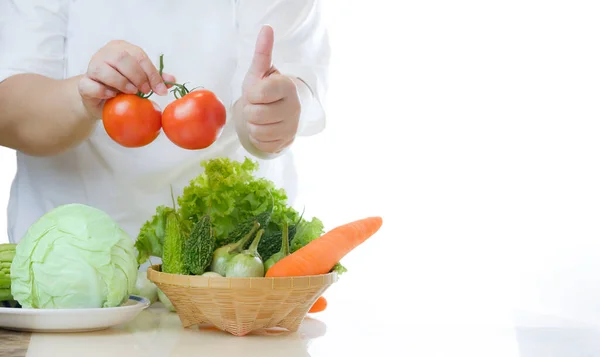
[0,0,69,84]
[232,0,330,137]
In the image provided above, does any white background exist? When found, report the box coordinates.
[3,0,600,329]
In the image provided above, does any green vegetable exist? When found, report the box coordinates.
[210,221,260,276]
[258,215,302,260]
[0,243,16,253]
[264,222,290,271]
[0,243,16,250]
[162,212,187,275]
[0,275,9,288]
[184,215,215,275]
[0,289,12,302]
[218,194,273,247]
[135,205,174,267]
[177,157,300,244]
[10,203,138,309]
[132,271,158,304]
[158,289,176,312]
[225,229,265,278]
[0,249,15,264]
[0,244,16,298]
[332,263,348,275]
[290,217,325,253]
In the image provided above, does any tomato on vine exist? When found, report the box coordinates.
[102,92,162,148]
[161,83,227,150]
[101,53,226,150]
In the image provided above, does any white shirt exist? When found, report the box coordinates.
[0,0,329,244]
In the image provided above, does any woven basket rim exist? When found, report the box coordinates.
[147,264,338,288]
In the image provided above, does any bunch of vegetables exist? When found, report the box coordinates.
[134,157,383,316]
[0,243,16,302]
[134,157,350,279]
[102,54,226,150]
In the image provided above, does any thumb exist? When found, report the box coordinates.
[249,25,275,78]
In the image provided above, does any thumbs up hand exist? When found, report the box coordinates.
[237,25,301,155]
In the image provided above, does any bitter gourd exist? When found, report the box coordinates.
[184,215,215,275]
[217,195,274,247]
[161,212,187,275]
[263,222,290,271]
[258,222,298,261]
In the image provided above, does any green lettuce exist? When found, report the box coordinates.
[290,217,325,253]
[134,205,174,266]
[10,204,138,309]
[178,157,300,242]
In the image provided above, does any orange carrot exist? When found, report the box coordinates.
[309,296,327,313]
[265,216,383,277]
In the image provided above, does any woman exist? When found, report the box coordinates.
[0,0,329,244]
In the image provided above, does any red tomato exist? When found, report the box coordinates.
[161,89,226,150]
[102,94,162,148]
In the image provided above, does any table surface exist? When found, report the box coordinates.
[3,299,600,357]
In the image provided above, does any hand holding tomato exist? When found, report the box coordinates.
[235,25,302,155]
[99,48,227,150]
[78,40,176,119]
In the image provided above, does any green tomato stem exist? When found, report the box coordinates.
[134,54,190,100]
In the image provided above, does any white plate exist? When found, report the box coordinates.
[0,295,150,333]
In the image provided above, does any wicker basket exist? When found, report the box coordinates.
[146,265,338,336]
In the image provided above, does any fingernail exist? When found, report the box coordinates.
[156,83,168,95]
[126,83,137,94]
[105,89,117,97]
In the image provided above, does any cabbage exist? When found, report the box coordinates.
[10,204,138,309]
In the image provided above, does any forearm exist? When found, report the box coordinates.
[0,74,96,156]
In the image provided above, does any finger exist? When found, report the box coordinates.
[247,121,287,142]
[246,74,294,104]
[78,77,117,99]
[87,63,137,94]
[249,25,275,78]
[129,49,168,95]
[249,135,283,153]
[244,102,287,125]
[106,50,150,94]
[249,134,293,154]
[162,73,177,88]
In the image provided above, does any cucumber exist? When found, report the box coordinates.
[0,250,15,263]
[0,244,16,253]
[0,289,13,302]
[184,215,215,275]
[0,277,11,289]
